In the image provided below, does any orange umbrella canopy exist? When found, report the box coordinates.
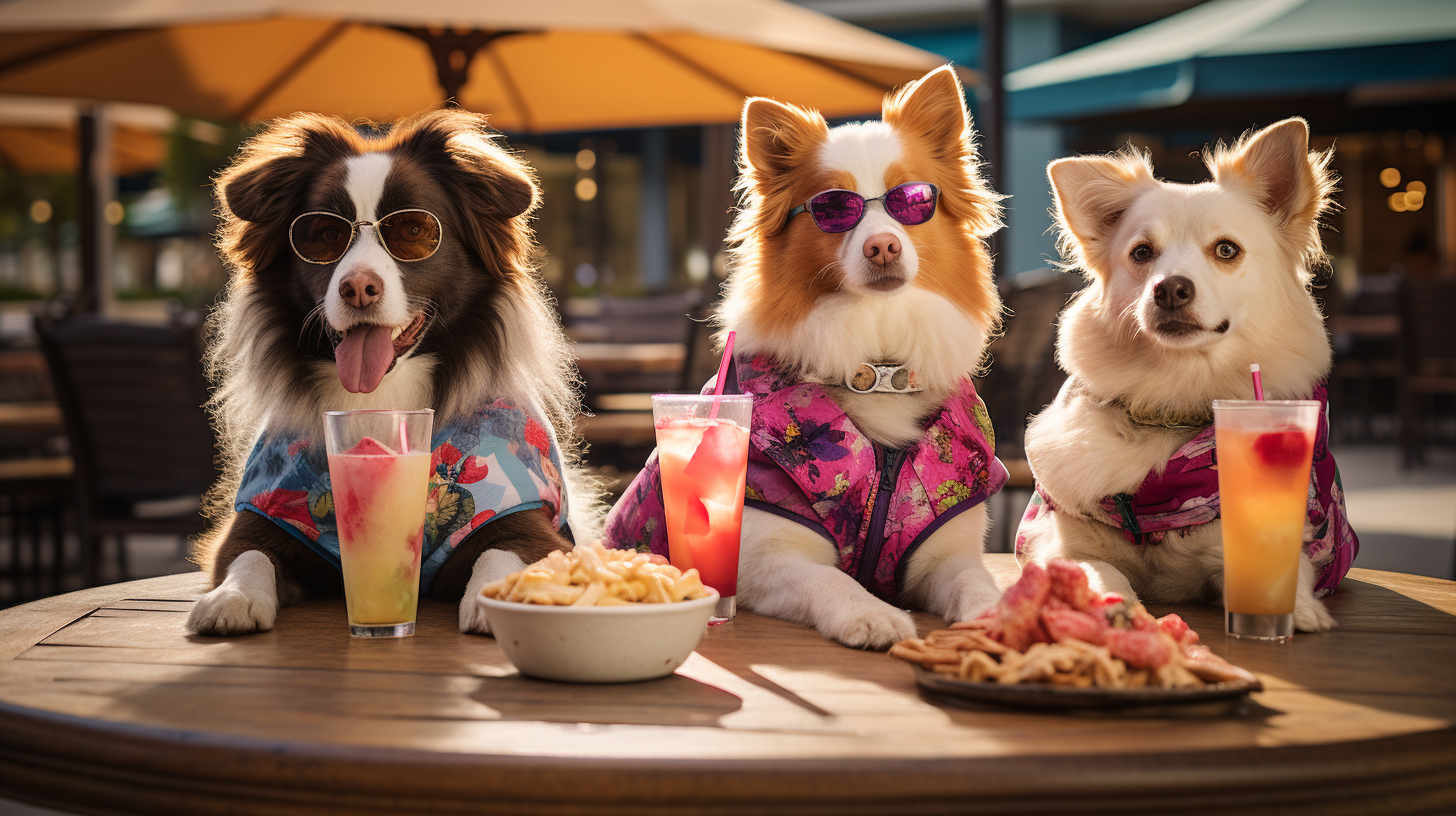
[0,97,171,175]
[0,0,957,130]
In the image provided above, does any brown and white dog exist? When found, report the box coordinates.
[607,66,1007,649]
[185,109,598,636]
[1018,118,1357,632]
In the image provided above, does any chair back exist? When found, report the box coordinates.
[35,312,218,514]
[1400,277,1456,374]
[974,270,1085,461]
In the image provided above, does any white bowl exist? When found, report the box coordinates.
[477,588,719,683]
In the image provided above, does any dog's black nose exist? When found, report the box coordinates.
[339,269,383,310]
[1153,275,1195,310]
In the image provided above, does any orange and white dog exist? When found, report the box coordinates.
[606,66,1009,648]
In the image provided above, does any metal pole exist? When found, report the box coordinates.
[75,108,99,314]
[982,0,1006,277]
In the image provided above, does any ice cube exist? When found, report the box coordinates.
[683,496,710,537]
[347,436,398,457]
[682,422,747,499]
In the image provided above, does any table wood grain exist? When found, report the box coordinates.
[0,555,1452,815]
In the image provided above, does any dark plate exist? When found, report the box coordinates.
[913,666,1263,711]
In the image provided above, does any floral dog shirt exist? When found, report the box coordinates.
[1016,385,1358,596]
[606,354,1009,600]
[236,400,568,593]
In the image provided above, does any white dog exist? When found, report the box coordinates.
[1016,117,1359,632]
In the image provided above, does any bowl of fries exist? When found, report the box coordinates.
[477,543,719,683]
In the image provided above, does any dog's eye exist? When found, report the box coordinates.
[1215,240,1241,261]
[1130,243,1154,263]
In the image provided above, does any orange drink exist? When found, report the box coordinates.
[324,409,434,638]
[1213,400,1319,642]
[652,394,751,623]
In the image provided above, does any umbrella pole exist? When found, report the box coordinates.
[74,106,112,315]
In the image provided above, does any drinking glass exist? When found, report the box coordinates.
[323,409,434,638]
[1213,400,1320,642]
[651,394,751,624]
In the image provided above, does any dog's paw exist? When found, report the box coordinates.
[459,549,527,636]
[946,567,1001,624]
[817,595,917,650]
[1294,593,1337,632]
[187,585,278,635]
[186,551,278,635]
[459,593,493,635]
[951,595,998,625]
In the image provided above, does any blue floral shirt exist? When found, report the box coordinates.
[236,400,568,592]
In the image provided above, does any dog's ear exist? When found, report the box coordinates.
[215,114,360,273]
[737,97,828,234]
[219,114,358,225]
[740,96,827,180]
[442,123,538,221]
[1048,152,1156,273]
[389,109,539,276]
[392,109,538,220]
[1209,118,1335,263]
[883,65,969,162]
[883,65,1000,235]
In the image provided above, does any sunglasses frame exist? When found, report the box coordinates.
[784,181,940,234]
[288,208,443,265]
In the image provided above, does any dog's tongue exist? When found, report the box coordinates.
[335,325,395,393]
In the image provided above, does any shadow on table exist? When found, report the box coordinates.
[474,673,742,728]
[1224,577,1456,720]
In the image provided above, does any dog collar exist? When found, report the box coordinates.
[1071,379,1209,430]
[828,362,924,394]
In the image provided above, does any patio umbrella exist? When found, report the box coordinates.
[1005,0,1456,121]
[0,0,954,131]
[0,97,173,175]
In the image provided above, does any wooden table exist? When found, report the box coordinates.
[1,556,1453,815]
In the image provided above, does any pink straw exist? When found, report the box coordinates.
[709,331,737,419]
[1250,363,1264,401]
[398,417,410,453]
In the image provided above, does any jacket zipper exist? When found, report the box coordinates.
[855,445,907,591]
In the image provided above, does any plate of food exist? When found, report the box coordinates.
[890,559,1262,711]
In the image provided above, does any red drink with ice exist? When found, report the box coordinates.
[651,394,751,622]
[324,410,434,638]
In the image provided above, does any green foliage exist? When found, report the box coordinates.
[162,118,252,211]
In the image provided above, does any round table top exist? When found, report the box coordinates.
[1,554,1453,815]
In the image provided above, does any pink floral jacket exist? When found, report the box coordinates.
[1016,385,1358,596]
[606,355,1009,600]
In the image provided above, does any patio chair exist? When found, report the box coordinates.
[1398,277,1456,467]
[974,269,1084,551]
[34,310,218,585]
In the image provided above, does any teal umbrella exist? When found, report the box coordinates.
[1007,0,1456,120]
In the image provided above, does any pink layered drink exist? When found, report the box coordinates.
[651,394,752,623]
[656,418,749,596]
[324,409,433,638]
